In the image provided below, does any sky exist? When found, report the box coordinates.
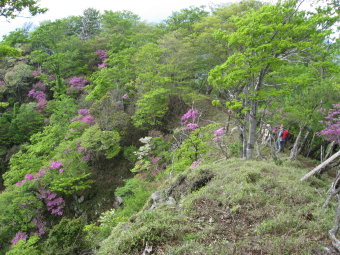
[0,0,245,39]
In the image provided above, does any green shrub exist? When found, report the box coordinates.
[43,218,88,255]
[132,88,169,129]
[6,235,40,255]
[80,124,121,159]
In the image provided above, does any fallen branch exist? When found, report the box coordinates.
[300,150,340,181]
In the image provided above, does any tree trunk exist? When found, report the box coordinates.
[300,150,340,181]
[296,130,310,156]
[246,103,257,159]
[241,125,247,158]
[306,132,316,157]
[290,125,305,159]
[325,141,336,160]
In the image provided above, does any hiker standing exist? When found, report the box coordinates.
[276,124,289,152]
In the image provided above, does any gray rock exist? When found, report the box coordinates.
[150,191,176,209]
[113,195,123,209]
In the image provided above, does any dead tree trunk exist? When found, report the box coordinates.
[290,125,305,160]
[300,150,340,181]
[325,141,336,161]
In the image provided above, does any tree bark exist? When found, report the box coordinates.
[325,141,336,160]
[290,125,305,159]
[300,150,340,181]
[246,102,257,159]
[296,130,310,156]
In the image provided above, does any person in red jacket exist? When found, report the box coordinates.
[276,124,289,152]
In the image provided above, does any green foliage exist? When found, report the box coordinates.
[90,90,131,131]
[3,150,45,187]
[9,103,44,145]
[0,44,21,58]
[6,235,40,255]
[97,178,151,238]
[123,145,138,162]
[46,96,78,126]
[172,124,217,172]
[211,99,221,107]
[0,189,43,250]
[1,28,30,47]
[43,218,88,255]
[80,124,121,158]
[132,88,170,129]
[151,136,172,162]
[163,6,209,32]
[98,209,187,255]
[0,0,47,19]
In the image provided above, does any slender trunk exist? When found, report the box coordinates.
[325,141,336,160]
[240,123,247,158]
[246,100,257,159]
[296,130,310,156]
[306,132,316,157]
[290,125,305,159]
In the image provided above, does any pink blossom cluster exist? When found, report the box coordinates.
[82,153,91,161]
[72,108,96,125]
[319,104,340,144]
[121,93,129,100]
[213,127,225,142]
[0,80,5,86]
[28,86,47,109]
[50,161,64,173]
[96,49,109,61]
[77,143,91,161]
[98,63,108,69]
[11,231,28,245]
[15,169,47,186]
[68,76,89,91]
[32,217,46,236]
[96,49,109,69]
[33,81,46,91]
[38,188,65,215]
[32,69,42,77]
[181,109,200,130]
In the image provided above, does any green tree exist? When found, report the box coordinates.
[209,0,337,158]
[79,8,102,40]
[132,88,170,130]
[0,0,47,19]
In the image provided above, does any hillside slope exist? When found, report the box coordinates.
[98,159,336,255]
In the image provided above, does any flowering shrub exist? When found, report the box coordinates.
[96,49,109,69]
[11,231,28,245]
[32,217,46,236]
[32,69,42,77]
[50,161,62,169]
[71,108,96,125]
[38,188,65,215]
[68,76,89,91]
[28,88,47,109]
[318,104,340,144]
[0,80,5,86]
[213,127,225,141]
[33,81,46,91]
[98,63,108,69]
[181,109,200,130]
[96,49,108,62]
